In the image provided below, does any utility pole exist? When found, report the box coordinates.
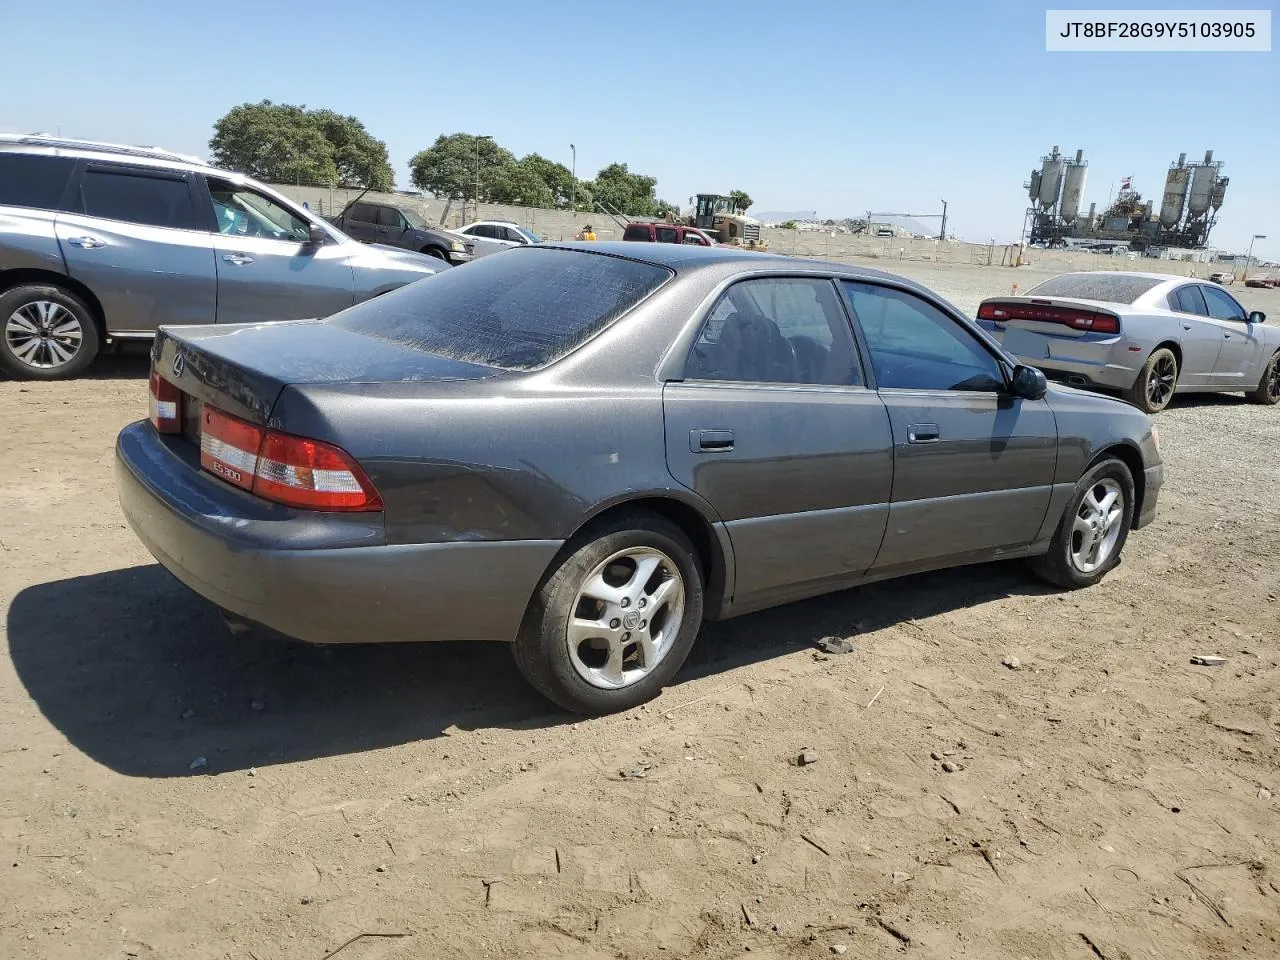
[570,143,577,213]
[939,199,948,241]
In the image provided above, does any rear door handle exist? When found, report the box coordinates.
[222,253,255,266]
[1182,323,1192,330]
[690,429,734,452]
[65,235,105,249]
[907,423,940,444]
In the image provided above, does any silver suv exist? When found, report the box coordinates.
[0,135,443,379]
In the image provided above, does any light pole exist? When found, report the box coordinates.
[1243,233,1266,281]
[569,143,577,213]
[472,134,492,225]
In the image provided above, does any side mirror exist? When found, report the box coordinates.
[1248,310,1266,324]
[307,221,328,246]
[1010,364,1048,400]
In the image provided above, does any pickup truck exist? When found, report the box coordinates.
[325,200,474,264]
[622,221,717,246]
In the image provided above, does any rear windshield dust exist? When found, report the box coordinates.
[1025,274,1161,305]
[329,248,671,370]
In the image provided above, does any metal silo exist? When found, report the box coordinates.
[1060,149,1088,222]
[1187,150,1217,218]
[1027,170,1042,203]
[1159,154,1189,229]
[1038,146,1065,210]
[1209,176,1228,211]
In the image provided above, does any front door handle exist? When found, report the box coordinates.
[690,429,734,452]
[65,235,105,249]
[222,253,255,266]
[907,423,940,444]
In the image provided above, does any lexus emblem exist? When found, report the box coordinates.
[172,352,185,378]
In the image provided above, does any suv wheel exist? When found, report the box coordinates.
[0,284,100,380]
[422,246,448,261]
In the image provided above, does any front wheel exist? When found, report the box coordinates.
[1247,351,1280,406]
[1029,458,1135,590]
[0,284,100,380]
[513,512,704,715]
[422,246,448,261]
[1123,347,1178,413]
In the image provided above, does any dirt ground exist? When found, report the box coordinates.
[2,265,1278,960]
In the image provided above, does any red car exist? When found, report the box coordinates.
[622,221,717,246]
[1245,274,1278,289]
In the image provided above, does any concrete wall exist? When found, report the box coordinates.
[271,184,1219,280]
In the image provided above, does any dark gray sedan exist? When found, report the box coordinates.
[116,243,1163,714]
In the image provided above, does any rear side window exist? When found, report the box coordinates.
[348,203,378,223]
[329,248,671,370]
[80,168,198,230]
[1025,273,1161,304]
[0,153,75,210]
[656,227,679,243]
[623,224,651,241]
[1171,285,1209,316]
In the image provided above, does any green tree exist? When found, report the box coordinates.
[654,199,682,220]
[779,220,797,230]
[489,158,555,207]
[517,153,580,208]
[409,134,517,200]
[728,190,753,214]
[590,162,658,217]
[209,101,393,189]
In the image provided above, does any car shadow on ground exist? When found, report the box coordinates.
[7,561,1051,778]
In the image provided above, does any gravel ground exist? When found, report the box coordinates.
[1,263,1278,960]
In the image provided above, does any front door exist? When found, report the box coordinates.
[664,276,893,610]
[375,206,411,248]
[839,280,1056,575]
[203,176,355,325]
[56,162,217,334]
[1201,283,1262,386]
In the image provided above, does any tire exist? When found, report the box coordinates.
[1247,351,1280,406]
[1028,457,1135,590]
[1123,346,1178,413]
[422,246,448,261]
[513,511,704,715]
[0,284,100,380]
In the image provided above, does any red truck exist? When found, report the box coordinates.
[622,221,718,246]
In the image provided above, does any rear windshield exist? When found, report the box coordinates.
[1025,273,1161,305]
[329,248,671,370]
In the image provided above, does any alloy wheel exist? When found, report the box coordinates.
[1146,353,1176,407]
[1070,478,1125,574]
[1268,360,1280,403]
[5,301,83,370]
[566,547,685,689]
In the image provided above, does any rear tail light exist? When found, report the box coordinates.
[977,301,1120,334]
[198,405,382,512]
[148,366,181,434]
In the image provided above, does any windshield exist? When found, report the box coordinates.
[1026,273,1161,305]
[517,227,541,243]
[329,248,671,370]
[401,207,428,229]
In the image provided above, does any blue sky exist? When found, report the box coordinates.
[2,1,1275,255]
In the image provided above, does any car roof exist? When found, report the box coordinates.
[0,132,240,180]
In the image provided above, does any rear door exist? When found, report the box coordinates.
[341,203,379,242]
[55,162,218,334]
[1200,283,1262,386]
[1166,283,1219,385]
[841,280,1057,575]
[664,276,892,610]
[202,175,355,325]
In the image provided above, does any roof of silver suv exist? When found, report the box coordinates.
[0,133,211,173]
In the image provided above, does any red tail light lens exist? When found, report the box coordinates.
[978,301,1120,334]
[254,431,383,511]
[197,405,382,512]
[148,367,181,434]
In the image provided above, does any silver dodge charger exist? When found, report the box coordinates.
[978,271,1280,413]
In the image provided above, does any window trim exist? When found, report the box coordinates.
[75,161,204,233]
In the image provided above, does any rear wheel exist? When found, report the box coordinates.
[1247,351,1280,406]
[1123,347,1178,413]
[0,284,100,380]
[1029,457,1135,589]
[513,512,703,715]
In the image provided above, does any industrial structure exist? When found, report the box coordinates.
[1025,146,1228,251]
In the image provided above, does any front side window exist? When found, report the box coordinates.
[1172,285,1209,316]
[1201,284,1246,321]
[377,206,407,229]
[206,178,310,242]
[842,281,1005,392]
[80,168,198,230]
[0,154,75,210]
[685,277,862,386]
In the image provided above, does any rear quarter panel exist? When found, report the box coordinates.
[0,208,67,274]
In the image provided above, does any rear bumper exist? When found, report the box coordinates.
[979,321,1137,391]
[115,421,561,644]
[1136,463,1163,529]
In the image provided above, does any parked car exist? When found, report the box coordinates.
[1245,275,1278,289]
[1208,271,1235,285]
[978,271,1279,413]
[622,221,717,246]
[0,135,443,380]
[117,243,1163,714]
[455,220,541,258]
[325,200,473,264]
